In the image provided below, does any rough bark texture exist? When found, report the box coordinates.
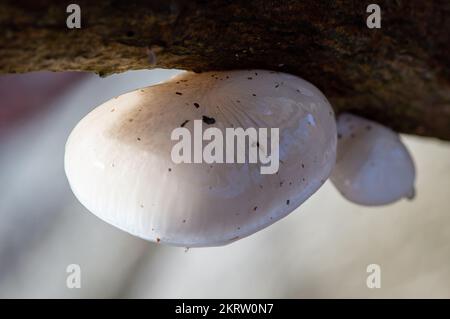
[1,0,449,140]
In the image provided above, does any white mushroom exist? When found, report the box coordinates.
[64,70,336,247]
[330,113,416,206]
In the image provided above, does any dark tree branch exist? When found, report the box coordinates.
[1,0,449,140]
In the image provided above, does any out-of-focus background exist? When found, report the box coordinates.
[0,70,449,298]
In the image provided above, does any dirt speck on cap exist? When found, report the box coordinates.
[202,115,216,125]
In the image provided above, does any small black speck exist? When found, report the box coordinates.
[175,92,183,95]
[280,181,284,187]
[202,115,216,125]
[137,137,141,141]
[236,100,241,103]
[275,83,280,88]
[302,177,306,182]
[286,200,290,205]
[237,227,241,230]
[255,72,258,76]
[180,120,189,127]
[301,163,305,168]
[253,206,258,211]
[194,102,200,108]
[252,93,256,96]
[256,141,260,148]
[182,219,186,223]
[247,77,253,80]
[168,168,172,172]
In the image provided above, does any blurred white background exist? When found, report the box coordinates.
[0,69,449,298]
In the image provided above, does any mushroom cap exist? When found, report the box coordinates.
[64,70,336,247]
[330,113,416,206]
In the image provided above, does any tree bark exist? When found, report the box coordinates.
[1,0,449,140]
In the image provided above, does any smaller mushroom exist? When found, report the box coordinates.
[330,113,416,206]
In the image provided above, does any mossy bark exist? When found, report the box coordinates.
[1,0,449,140]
